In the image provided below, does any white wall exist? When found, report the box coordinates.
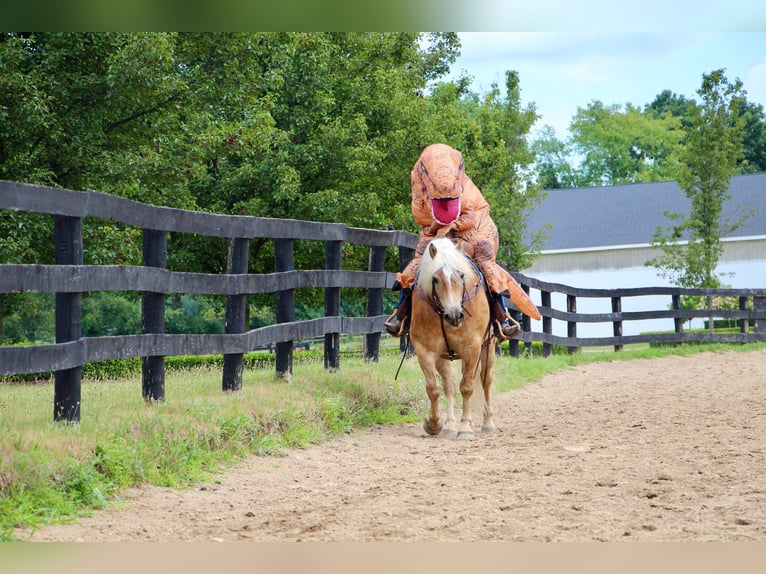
[520,243,766,339]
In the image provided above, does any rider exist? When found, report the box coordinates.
[384,143,541,340]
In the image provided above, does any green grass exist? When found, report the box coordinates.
[1,341,763,540]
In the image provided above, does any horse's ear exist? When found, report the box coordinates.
[429,242,437,258]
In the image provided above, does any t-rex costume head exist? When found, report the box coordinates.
[400,143,542,322]
[414,143,465,225]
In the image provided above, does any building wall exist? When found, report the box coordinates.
[519,237,766,339]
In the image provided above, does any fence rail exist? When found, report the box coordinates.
[0,181,417,423]
[3,180,765,424]
[509,273,766,357]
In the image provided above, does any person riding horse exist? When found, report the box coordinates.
[384,143,541,340]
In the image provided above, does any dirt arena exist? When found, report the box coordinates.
[18,349,765,542]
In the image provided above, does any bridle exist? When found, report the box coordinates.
[414,270,492,362]
[393,264,494,381]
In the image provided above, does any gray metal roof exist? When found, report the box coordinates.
[525,173,766,251]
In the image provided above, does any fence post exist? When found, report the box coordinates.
[53,215,83,425]
[754,296,766,335]
[222,237,249,392]
[566,294,577,355]
[508,310,520,358]
[275,238,294,381]
[612,296,623,352]
[541,290,552,358]
[739,296,750,335]
[672,293,684,345]
[522,284,533,357]
[365,244,386,362]
[324,240,342,372]
[142,229,167,403]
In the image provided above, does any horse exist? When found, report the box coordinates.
[409,237,497,439]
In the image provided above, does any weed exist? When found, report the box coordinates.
[1,343,763,540]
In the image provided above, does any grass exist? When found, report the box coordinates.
[1,341,763,540]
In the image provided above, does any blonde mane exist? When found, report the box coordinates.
[416,238,476,298]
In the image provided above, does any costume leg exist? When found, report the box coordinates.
[384,287,412,337]
[474,238,520,340]
[387,234,432,337]
[490,292,521,341]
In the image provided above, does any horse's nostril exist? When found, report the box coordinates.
[446,312,463,327]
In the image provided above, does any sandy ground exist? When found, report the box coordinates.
[17,350,766,542]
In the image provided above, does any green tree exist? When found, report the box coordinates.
[416,71,542,270]
[570,100,683,186]
[530,125,580,189]
[645,90,696,126]
[738,99,766,173]
[1,32,544,335]
[81,292,141,337]
[646,88,766,174]
[647,69,748,289]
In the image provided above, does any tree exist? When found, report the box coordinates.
[570,100,683,186]
[738,99,766,173]
[530,125,580,189]
[647,88,766,174]
[6,32,542,333]
[418,71,543,271]
[645,90,696,126]
[647,69,748,291]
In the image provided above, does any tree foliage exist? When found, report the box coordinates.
[646,69,748,288]
[529,86,765,190]
[569,101,683,186]
[1,32,544,340]
[530,125,580,189]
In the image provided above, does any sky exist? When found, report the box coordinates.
[445,32,766,139]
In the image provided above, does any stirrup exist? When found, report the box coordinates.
[494,315,521,341]
[384,313,408,337]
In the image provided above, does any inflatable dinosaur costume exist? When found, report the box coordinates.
[385,143,541,340]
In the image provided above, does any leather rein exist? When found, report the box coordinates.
[413,274,493,362]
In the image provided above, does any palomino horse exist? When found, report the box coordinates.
[409,237,496,439]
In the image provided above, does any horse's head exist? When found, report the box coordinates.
[418,238,475,328]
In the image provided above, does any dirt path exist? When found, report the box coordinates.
[18,350,766,542]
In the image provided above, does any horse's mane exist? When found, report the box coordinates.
[416,237,476,299]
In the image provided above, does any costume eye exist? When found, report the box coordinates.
[422,184,427,194]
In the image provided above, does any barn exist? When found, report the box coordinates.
[520,172,766,337]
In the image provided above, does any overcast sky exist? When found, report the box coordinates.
[445,32,766,139]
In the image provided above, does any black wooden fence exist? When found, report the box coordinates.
[508,273,766,358]
[0,181,417,423]
[3,181,766,425]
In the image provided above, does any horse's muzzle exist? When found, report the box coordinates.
[444,310,464,327]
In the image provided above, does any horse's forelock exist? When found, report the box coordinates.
[417,239,474,298]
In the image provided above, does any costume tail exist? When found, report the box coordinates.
[505,273,542,321]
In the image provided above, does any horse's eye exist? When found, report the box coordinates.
[459,272,465,279]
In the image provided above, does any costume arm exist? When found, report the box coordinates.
[453,209,476,233]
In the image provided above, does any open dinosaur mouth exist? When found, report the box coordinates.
[430,196,461,225]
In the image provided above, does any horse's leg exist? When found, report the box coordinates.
[456,349,479,440]
[417,353,443,436]
[435,358,457,434]
[480,341,497,433]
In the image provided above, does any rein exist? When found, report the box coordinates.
[394,255,493,380]
[413,277,492,362]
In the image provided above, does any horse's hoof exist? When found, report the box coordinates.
[481,425,497,433]
[423,419,443,436]
[456,430,474,440]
